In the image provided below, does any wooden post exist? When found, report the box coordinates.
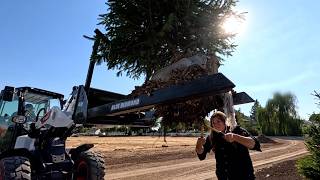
[201,124,204,138]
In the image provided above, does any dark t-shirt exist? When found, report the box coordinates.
[197,126,261,180]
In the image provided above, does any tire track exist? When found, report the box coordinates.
[107,139,304,180]
[177,148,308,180]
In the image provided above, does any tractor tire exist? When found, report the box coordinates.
[73,151,105,180]
[0,156,31,180]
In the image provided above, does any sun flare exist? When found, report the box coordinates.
[222,16,244,34]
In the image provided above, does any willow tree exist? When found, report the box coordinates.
[257,92,302,136]
[97,0,240,80]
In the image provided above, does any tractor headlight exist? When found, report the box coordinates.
[12,115,26,124]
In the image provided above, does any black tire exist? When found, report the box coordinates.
[73,151,105,180]
[0,156,31,180]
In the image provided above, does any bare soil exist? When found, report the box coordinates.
[255,158,305,180]
[66,136,307,179]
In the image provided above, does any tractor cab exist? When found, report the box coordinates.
[0,86,64,152]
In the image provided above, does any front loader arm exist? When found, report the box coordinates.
[87,73,234,119]
[83,73,253,125]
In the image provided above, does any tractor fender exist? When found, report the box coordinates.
[69,143,94,161]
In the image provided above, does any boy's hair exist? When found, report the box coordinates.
[210,111,226,127]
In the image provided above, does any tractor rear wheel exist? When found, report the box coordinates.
[73,151,105,180]
[0,156,31,180]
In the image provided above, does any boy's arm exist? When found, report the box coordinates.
[224,127,261,151]
[233,134,256,149]
[196,136,213,160]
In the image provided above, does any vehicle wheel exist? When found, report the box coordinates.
[0,156,31,180]
[73,151,105,180]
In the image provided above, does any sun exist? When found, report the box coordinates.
[222,16,244,34]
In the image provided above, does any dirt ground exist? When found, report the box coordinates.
[255,158,305,180]
[67,136,307,180]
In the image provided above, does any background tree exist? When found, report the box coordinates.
[309,113,320,124]
[256,92,302,136]
[297,91,320,179]
[250,99,260,122]
[235,109,259,135]
[98,0,240,80]
[314,90,320,108]
[256,106,271,135]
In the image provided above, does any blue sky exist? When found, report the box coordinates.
[0,0,319,119]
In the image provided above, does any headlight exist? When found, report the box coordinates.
[12,115,26,124]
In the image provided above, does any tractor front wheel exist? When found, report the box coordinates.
[0,156,31,180]
[73,151,105,180]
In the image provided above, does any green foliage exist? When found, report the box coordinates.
[297,155,320,179]
[257,106,270,135]
[313,91,320,108]
[298,91,320,179]
[250,99,260,122]
[235,109,259,136]
[77,127,92,133]
[298,113,320,179]
[98,0,240,80]
[309,113,320,124]
[256,92,302,136]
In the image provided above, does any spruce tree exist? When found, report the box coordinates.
[250,99,260,122]
[297,91,320,179]
[98,0,240,80]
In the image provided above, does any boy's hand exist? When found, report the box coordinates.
[224,133,236,143]
[196,137,206,153]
